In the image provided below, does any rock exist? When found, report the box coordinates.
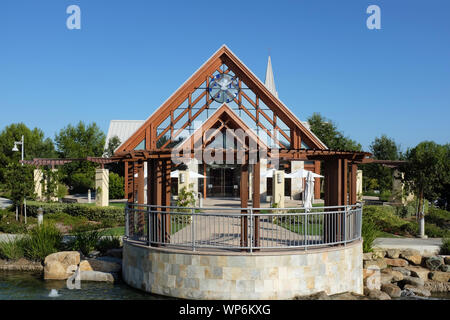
[105,248,122,259]
[79,270,116,283]
[79,258,121,273]
[87,250,101,258]
[364,266,381,290]
[444,256,450,265]
[439,264,449,272]
[400,251,423,266]
[380,273,394,285]
[368,289,391,300]
[384,258,408,267]
[426,256,444,271]
[386,249,401,259]
[372,250,386,259]
[424,280,450,293]
[293,291,330,300]
[405,266,430,281]
[364,259,387,270]
[381,283,402,298]
[402,276,425,287]
[392,267,411,277]
[329,292,368,300]
[44,251,80,280]
[403,284,431,297]
[429,271,450,282]
[363,253,373,261]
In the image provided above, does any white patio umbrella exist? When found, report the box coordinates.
[170,170,206,179]
[303,170,315,212]
[289,169,323,179]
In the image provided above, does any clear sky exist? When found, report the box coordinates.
[1,0,449,152]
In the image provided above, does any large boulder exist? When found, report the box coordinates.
[386,249,401,259]
[405,266,430,281]
[79,258,121,273]
[364,266,381,290]
[444,256,450,265]
[440,264,449,272]
[79,270,116,283]
[384,258,408,267]
[425,256,444,271]
[368,289,391,300]
[403,284,431,297]
[429,271,450,283]
[381,283,402,298]
[364,259,387,270]
[380,273,394,285]
[381,268,404,282]
[402,276,425,287]
[392,267,411,277]
[372,250,386,259]
[424,280,450,293]
[363,253,373,261]
[400,249,422,266]
[44,251,80,280]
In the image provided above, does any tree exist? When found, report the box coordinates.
[0,123,56,185]
[401,141,448,237]
[4,163,35,222]
[363,135,400,192]
[104,135,121,158]
[55,121,106,193]
[307,113,361,151]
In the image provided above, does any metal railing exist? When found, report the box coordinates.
[124,203,362,252]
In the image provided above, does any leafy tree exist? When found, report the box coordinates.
[307,113,361,151]
[0,123,56,185]
[54,121,106,193]
[109,172,124,199]
[4,163,35,222]
[401,141,448,217]
[104,136,124,175]
[363,135,400,192]
[104,135,121,158]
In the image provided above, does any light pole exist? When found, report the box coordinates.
[12,135,26,223]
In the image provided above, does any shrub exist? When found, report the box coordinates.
[441,238,450,255]
[109,173,124,199]
[96,236,121,254]
[363,205,408,234]
[0,218,27,234]
[361,213,379,253]
[426,207,450,229]
[57,183,69,199]
[0,237,25,260]
[21,223,63,262]
[66,230,102,256]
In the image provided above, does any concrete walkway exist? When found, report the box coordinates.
[373,237,443,256]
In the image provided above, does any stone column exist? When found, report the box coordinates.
[34,169,43,201]
[186,159,199,196]
[272,170,285,208]
[357,170,363,201]
[50,169,59,202]
[291,161,304,200]
[178,170,190,195]
[95,168,109,207]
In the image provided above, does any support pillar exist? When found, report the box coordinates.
[252,160,261,249]
[95,168,109,207]
[349,163,357,205]
[357,170,363,201]
[137,163,145,236]
[314,160,321,200]
[291,161,304,200]
[240,157,249,249]
[272,170,285,208]
[33,168,43,201]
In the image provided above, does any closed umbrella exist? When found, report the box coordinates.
[303,171,315,212]
[170,170,206,179]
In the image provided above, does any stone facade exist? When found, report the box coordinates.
[95,168,109,207]
[122,240,363,300]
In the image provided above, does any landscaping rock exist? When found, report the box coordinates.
[364,259,387,270]
[425,256,444,271]
[368,289,391,300]
[405,266,430,281]
[392,267,411,277]
[429,271,450,282]
[400,251,422,266]
[364,266,381,290]
[44,251,80,280]
[381,283,402,298]
[79,258,121,273]
[402,276,425,287]
[105,248,122,259]
[384,258,408,267]
[372,250,386,259]
[329,292,367,300]
[87,250,101,258]
[403,284,431,297]
[439,264,449,272]
[363,253,373,261]
[380,273,394,285]
[386,249,401,259]
[0,258,43,272]
[424,280,450,293]
[79,270,116,283]
[444,256,450,265]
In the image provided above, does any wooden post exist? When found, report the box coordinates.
[349,163,357,205]
[128,161,135,238]
[314,160,321,200]
[252,158,260,250]
[137,162,145,236]
[163,159,172,243]
[240,154,249,249]
[156,159,163,245]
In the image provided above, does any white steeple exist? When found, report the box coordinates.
[265,55,278,98]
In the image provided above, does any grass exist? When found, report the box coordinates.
[0,237,25,260]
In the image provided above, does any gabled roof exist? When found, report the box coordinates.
[116,45,328,153]
[105,120,145,151]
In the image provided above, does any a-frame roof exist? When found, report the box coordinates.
[115,45,327,154]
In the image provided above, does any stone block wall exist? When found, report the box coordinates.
[122,241,363,299]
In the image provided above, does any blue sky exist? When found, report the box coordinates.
[1,0,449,152]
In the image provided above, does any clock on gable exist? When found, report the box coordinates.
[208,73,239,103]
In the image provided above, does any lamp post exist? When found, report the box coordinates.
[12,135,26,223]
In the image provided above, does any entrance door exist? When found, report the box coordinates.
[206,164,240,197]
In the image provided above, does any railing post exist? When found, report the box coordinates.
[344,205,347,246]
[191,208,195,252]
[249,209,253,253]
[147,206,151,246]
[125,203,129,238]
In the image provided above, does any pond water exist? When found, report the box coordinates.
[0,271,170,300]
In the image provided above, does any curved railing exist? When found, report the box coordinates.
[124,203,362,252]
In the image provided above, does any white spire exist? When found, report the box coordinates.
[265,56,278,98]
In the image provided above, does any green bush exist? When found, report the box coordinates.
[426,207,450,229]
[66,230,102,256]
[0,218,27,234]
[441,238,450,255]
[361,212,380,253]
[363,205,408,234]
[96,236,121,254]
[57,183,69,199]
[21,223,63,262]
[0,237,25,260]
[25,201,124,224]
[109,173,124,199]
[424,223,450,238]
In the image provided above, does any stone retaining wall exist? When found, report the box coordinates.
[122,240,363,299]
